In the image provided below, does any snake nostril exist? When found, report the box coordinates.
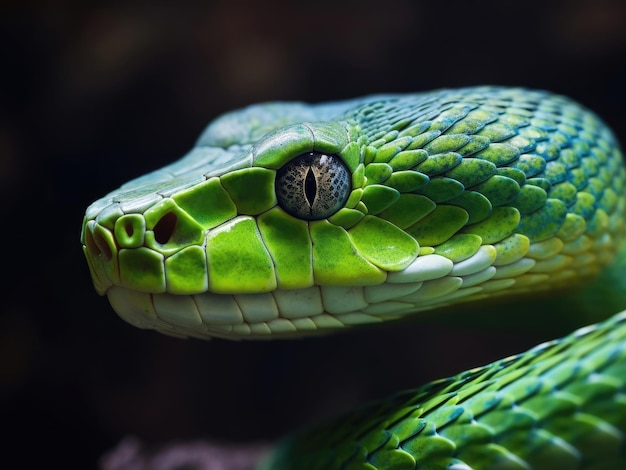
[84,227,99,256]
[93,230,113,262]
[153,212,177,244]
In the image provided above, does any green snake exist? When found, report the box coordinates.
[81,87,626,469]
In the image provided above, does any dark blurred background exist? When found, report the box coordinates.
[2,0,626,468]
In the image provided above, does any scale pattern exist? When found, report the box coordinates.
[262,311,626,469]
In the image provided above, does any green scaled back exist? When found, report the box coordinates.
[261,311,626,469]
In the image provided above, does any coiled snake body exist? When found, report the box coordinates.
[82,87,626,469]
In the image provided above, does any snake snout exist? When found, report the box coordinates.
[81,197,214,297]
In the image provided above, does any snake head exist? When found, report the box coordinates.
[82,88,626,339]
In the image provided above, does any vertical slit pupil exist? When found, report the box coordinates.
[304,167,317,207]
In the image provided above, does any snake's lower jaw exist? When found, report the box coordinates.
[106,287,194,339]
[105,286,344,340]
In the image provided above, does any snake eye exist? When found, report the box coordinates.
[275,152,351,220]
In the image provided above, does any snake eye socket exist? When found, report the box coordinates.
[275,152,351,220]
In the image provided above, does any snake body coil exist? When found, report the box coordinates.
[82,87,626,468]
